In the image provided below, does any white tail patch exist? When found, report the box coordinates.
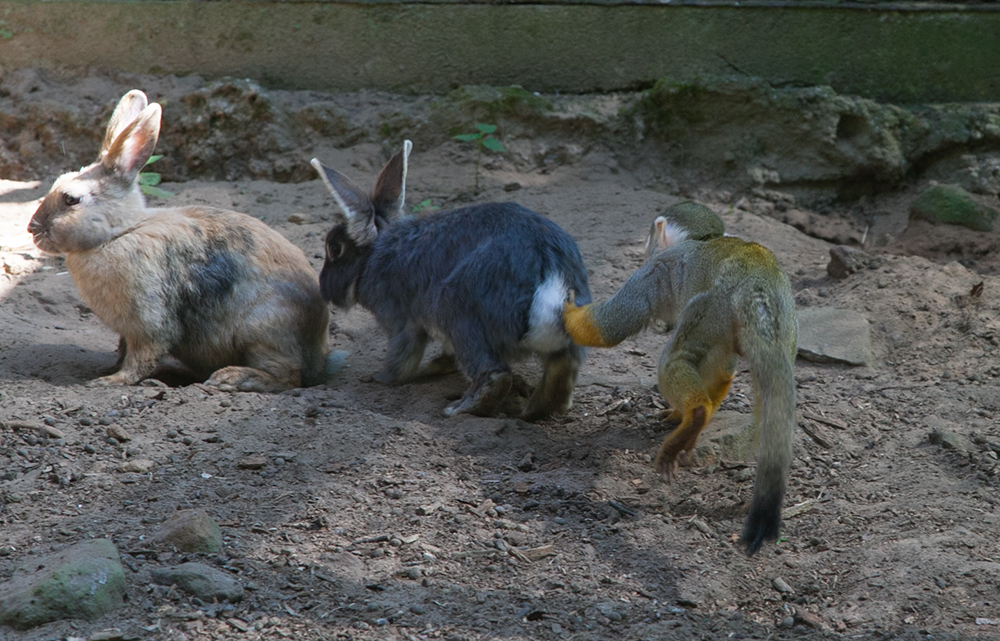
[523,273,571,353]
[646,216,690,254]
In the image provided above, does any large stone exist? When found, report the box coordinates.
[688,410,759,466]
[152,509,223,553]
[910,184,998,232]
[0,539,126,630]
[796,307,873,367]
[827,245,872,280]
[151,563,244,602]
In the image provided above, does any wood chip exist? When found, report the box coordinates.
[471,499,495,517]
[452,549,496,560]
[794,608,830,630]
[507,547,531,563]
[3,420,64,439]
[519,545,556,561]
[799,422,833,449]
[227,619,250,633]
[801,412,847,430]
[782,499,817,520]
[416,502,442,516]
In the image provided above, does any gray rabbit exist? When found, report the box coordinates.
[313,140,591,419]
[28,90,343,391]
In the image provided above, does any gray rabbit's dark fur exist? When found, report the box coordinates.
[314,141,591,419]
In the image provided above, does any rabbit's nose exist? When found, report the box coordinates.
[27,213,47,235]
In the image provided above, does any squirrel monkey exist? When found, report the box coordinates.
[564,202,797,555]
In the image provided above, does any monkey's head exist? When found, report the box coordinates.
[645,201,725,256]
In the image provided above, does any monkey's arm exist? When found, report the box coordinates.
[563,261,665,348]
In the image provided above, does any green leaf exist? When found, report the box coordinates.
[454,133,481,142]
[475,123,498,134]
[140,184,173,199]
[482,136,506,153]
[412,198,439,213]
[145,155,164,166]
[138,172,161,186]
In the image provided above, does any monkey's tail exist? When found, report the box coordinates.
[736,283,797,556]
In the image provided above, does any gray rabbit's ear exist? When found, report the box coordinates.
[311,158,378,245]
[371,139,411,220]
[101,103,161,186]
[102,90,149,156]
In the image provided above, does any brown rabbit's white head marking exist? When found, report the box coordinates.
[29,91,162,255]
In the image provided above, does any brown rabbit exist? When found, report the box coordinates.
[28,90,343,392]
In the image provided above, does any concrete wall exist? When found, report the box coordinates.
[0,1,998,102]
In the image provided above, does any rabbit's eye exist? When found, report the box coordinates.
[326,242,344,260]
[63,194,82,207]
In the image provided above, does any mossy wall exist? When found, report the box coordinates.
[0,2,997,102]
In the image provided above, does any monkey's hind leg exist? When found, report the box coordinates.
[654,357,715,481]
[707,372,734,412]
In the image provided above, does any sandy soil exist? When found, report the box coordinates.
[2,91,1000,641]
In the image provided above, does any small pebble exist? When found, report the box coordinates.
[106,425,131,442]
[772,577,794,594]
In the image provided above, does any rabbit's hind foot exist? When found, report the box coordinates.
[443,370,512,418]
[520,348,580,421]
[205,366,297,393]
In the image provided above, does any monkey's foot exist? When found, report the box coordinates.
[653,406,707,481]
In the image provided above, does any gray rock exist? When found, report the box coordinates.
[688,411,759,465]
[827,245,872,279]
[150,562,244,602]
[0,539,126,630]
[797,307,873,366]
[772,577,794,594]
[928,427,969,452]
[153,509,223,553]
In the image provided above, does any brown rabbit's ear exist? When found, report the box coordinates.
[101,90,149,155]
[371,139,411,221]
[311,158,378,245]
[102,103,161,186]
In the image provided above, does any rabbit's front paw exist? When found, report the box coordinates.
[89,372,140,387]
[205,366,291,393]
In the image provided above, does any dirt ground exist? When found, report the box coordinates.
[3,81,1000,641]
